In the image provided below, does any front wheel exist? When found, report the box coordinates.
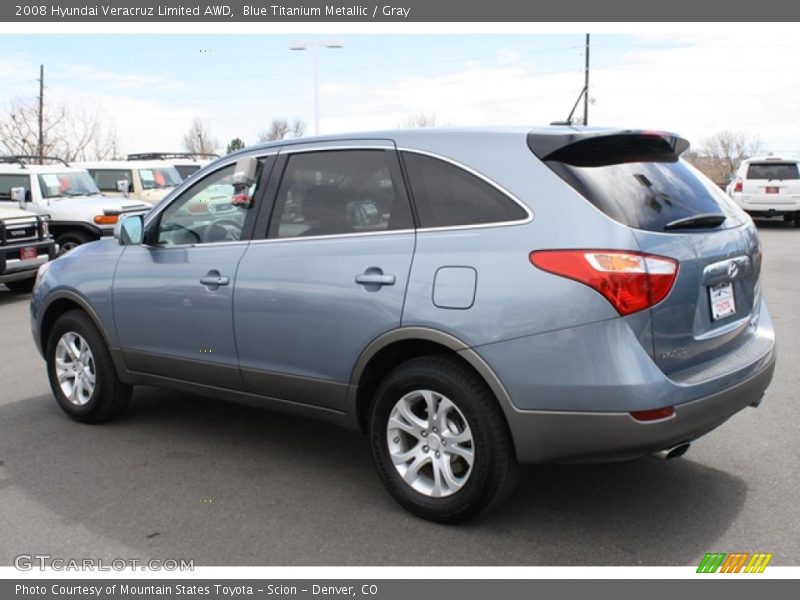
[46,310,131,423]
[369,355,518,523]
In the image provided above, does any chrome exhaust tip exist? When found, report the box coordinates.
[653,443,691,460]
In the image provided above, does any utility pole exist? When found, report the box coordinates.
[583,34,590,126]
[37,64,44,163]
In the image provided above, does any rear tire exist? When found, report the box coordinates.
[368,355,518,523]
[794,212,800,228]
[4,277,35,293]
[46,310,131,423]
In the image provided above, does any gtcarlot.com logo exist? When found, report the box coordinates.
[14,554,194,571]
[697,552,773,573]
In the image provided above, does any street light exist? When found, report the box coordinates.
[289,38,345,135]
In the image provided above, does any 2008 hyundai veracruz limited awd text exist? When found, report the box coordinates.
[30,128,776,522]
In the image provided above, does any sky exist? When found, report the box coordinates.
[0,32,798,156]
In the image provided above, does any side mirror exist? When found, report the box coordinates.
[114,214,144,246]
[10,187,26,209]
[116,180,130,197]
[231,156,258,208]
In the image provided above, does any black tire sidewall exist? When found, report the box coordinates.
[369,359,504,521]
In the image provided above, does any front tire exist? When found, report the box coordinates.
[46,310,131,423]
[369,355,518,523]
[4,277,35,293]
[55,230,93,255]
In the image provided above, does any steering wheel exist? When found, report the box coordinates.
[162,223,201,245]
[205,220,242,242]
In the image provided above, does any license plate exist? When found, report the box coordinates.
[765,186,779,194]
[709,281,736,321]
[19,246,37,261]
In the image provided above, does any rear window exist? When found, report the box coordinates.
[536,135,746,232]
[746,162,799,180]
[402,152,528,228]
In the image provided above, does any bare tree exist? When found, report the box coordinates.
[257,118,305,142]
[401,112,438,128]
[0,97,121,161]
[692,130,765,184]
[182,118,218,155]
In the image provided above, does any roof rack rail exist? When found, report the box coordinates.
[127,152,220,161]
[0,155,71,168]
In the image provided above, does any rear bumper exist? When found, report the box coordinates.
[507,351,775,463]
[732,193,800,212]
[474,298,776,463]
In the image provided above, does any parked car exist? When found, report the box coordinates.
[30,128,776,522]
[127,152,219,180]
[727,156,800,226]
[0,197,55,293]
[75,159,182,204]
[0,156,150,253]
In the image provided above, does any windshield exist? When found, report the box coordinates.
[139,167,182,190]
[38,171,100,198]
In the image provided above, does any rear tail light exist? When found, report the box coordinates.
[733,178,743,193]
[529,250,678,316]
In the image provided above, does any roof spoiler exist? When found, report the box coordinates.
[528,129,690,166]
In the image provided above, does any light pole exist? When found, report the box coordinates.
[289,38,345,135]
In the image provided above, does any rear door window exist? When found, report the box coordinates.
[269,150,413,239]
[746,162,799,180]
[402,152,528,228]
[534,134,746,232]
[90,169,132,192]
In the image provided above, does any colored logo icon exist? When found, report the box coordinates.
[697,552,773,573]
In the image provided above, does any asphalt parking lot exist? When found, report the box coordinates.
[1,220,798,567]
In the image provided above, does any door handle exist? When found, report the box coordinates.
[355,268,396,289]
[200,270,230,290]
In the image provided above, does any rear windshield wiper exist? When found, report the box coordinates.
[664,213,727,230]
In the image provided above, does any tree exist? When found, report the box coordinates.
[257,118,305,142]
[182,118,218,155]
[401,112,438,128]
[689,130,765,184]
[226,137,245,154]
[0,97,120,161]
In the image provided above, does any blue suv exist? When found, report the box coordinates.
[30,128,776,522]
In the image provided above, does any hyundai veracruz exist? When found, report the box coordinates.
[30,128,776,522]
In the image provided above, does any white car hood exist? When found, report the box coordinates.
[49,194,149,213]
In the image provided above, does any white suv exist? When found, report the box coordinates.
[728,156,800,226]
[75,160,183,204]
[0,156,150,253]
[127,152,218,180]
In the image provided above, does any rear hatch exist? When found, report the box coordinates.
[529,129,761,375]
[742,159,800,206]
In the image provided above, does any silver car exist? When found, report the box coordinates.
[30,128,776,522]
